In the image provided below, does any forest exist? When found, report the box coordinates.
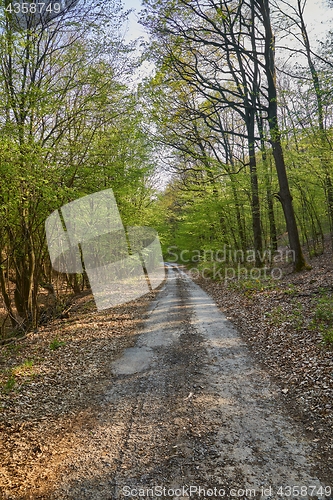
[0,0,332,335]
[1,0,333,496]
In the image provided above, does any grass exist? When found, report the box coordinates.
[290,303,304,331]
[261,293,333,346]
[49,337,66,350]
[313,296,333,323]
[265,305,284,326]
[1,359,36,394]
[4,343,21,354]
[283,284,298,296]
[12,359,35,377]
[189,260,283,297]
[310,294,333,345]
[265,302,304,331]
[321,327,333,345]
[228,276,280,296]
[3,376,15,394]
[191,258,333,346]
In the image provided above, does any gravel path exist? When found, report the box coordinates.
[51,265,331,500]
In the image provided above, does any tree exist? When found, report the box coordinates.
[142,0,307,269]
[0,0,144,329]
[272,0,333,251]
[255,0,307,270]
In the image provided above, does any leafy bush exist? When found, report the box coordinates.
[313,296,333,323]
[322,327,333,345]
[3,376,15,394]
[311,295,333,345]
[49,338,66,350]
[265,302,304,330]
[12,359,34,377]
[228,277,279,296]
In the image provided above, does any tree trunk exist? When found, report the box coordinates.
[0,252,17,328]
[259,0,307,271]
[256,107,278,252]
[266,182,278,252]
[271,140,306,270]
[230,173,247,252]
[248,135,263,266]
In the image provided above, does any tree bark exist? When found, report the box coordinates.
[258,0,307,271]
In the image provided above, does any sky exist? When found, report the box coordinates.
[121,0,148,43]
[120,0,333,84]
[302,0,332,30]
[121,0,332,44]
[290,0,332,46]
[119,0,333,189]
[120,0,154,83]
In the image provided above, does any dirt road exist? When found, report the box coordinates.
[52,265,331,499]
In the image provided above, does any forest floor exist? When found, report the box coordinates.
[0,289,161,499]
[0,245,332,499]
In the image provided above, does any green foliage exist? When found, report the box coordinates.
[283,284,297,296]
[265,305,284,326]
[310,295,333,345]
[49,338,66,351]
[289,303,304,331]
[142,0,333,279]
[313,296,333,323]
[1,359,35,394]
[3,376,15,394]
[12,359,35,377]
[228,277,279,296]
[322,328,333,345]
[265,302,304,331]
[0,1,158,331]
